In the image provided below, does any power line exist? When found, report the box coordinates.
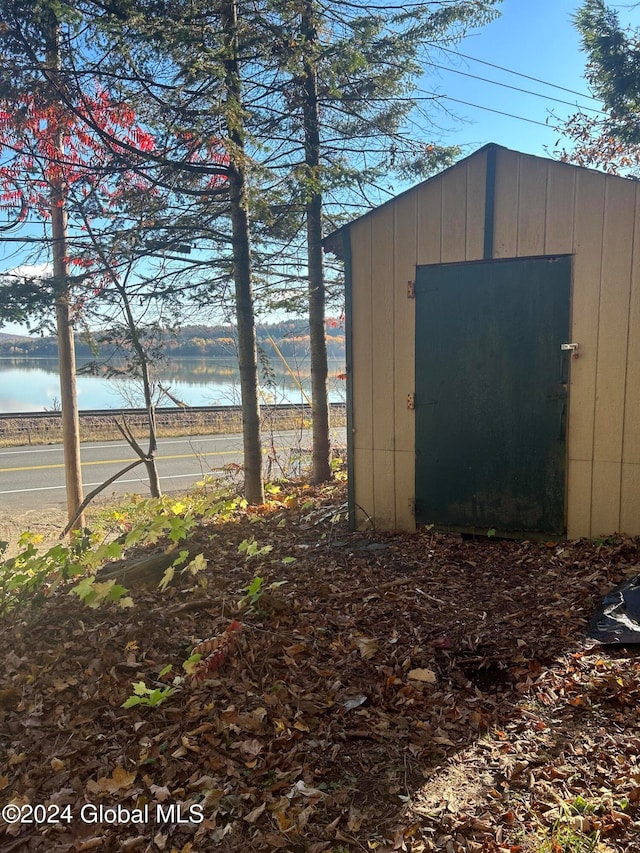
[426,43,600,102]
[419,91,555,129]
[427,62,605,115]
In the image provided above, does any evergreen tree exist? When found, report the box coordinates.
[555,0,640,173]
[257,0,502,482]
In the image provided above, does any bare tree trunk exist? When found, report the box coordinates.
[118,282,162,498]
[222,0,264,505]
[301,0,331,484]
[143,401,162,498]
[47,16,84,530]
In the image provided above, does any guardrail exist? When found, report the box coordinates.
[0,403,347,446]
[0,403,345,420]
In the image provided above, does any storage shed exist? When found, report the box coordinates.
[325,143,640,539]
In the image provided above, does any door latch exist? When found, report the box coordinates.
[407,393,415,410]
[561,342,580,358]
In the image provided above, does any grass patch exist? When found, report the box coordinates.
[0,404,345,447]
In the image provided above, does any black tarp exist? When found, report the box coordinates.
[588,573,640,644]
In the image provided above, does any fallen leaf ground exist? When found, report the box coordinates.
[1,482,640,853]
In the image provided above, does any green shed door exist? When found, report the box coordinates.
[414,255,571,535]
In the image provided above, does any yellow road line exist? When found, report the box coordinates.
[0,450,234,474]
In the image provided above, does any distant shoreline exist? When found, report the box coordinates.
[0,321,346,360]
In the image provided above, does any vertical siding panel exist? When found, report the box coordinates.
[566,461,593,539]
[441,161,467,262]
[492,148,519,257]
[516,155,547,256]
[372,451,396,528]
[620,464,640,535]
[465,150,487,261]
[590,176,635,533]
[592,462,623,536]
[416,176,442,265]
[622,185,640,465]
[619,185,640,534]
[393,191,418,529]
[370,204,396,526]
[544,162,576,254]
[349,216,374,527]
[566,168,605,537]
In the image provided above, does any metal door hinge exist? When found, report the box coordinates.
[407,280,415,299]
[407,392,416,409]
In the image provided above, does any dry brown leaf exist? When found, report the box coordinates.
[150,783,171,802]
[76,838,105,851]
[408,667,437,683]
[3,484,640,853]
[347,805,364,831]
[86,765,137,795]
[354,636,379,659]
[244,801,266,823]
[262,834,289,848]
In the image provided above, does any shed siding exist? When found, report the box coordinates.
[417,175,443,265]
[566,168,605,535]
[466,152,487,261]
[441,157,468,262]
[619,185,640,533]
[544,161,576,254]
[370,205,396,526]
[590,178,636,533]
[493,148,520,257]
[621,465,640,533]
[516,154,548,256]
[350,216,375,528]
[393,192,418,528]
[346,145,640,538]
[622,189,640,466]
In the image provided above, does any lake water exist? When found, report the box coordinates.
[0,356,347,413]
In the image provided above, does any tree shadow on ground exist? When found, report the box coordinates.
[1,486,639,852]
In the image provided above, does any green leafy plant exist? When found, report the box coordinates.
[536,822,601,853]
[70,576,133,609]
[570,796,596,816]
[95,487,243,547]
[158,551,208,592]
[0,532,93,615]
[241,575,265,609]
[238,537,273,559]
[238,575,287,612]
[121,676,177,709]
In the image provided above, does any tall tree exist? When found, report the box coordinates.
[0,1,87,528]
[262,0,502,482]
[42,0,269,504]
[221,0,264,504]
[0,0,173,515]
[3,0,502,504]
[554,0,640,173]
[46,10,84,528]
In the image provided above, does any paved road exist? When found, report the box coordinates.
[0,429,331,511]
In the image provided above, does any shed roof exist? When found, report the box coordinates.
[323,142,638,259]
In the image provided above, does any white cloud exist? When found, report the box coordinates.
[2,262,52,279]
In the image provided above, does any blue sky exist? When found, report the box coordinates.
[3,0,640,336]
[420,0,640,157]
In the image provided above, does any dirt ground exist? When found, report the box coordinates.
[1,507,67,554]
[1,482,640,852]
